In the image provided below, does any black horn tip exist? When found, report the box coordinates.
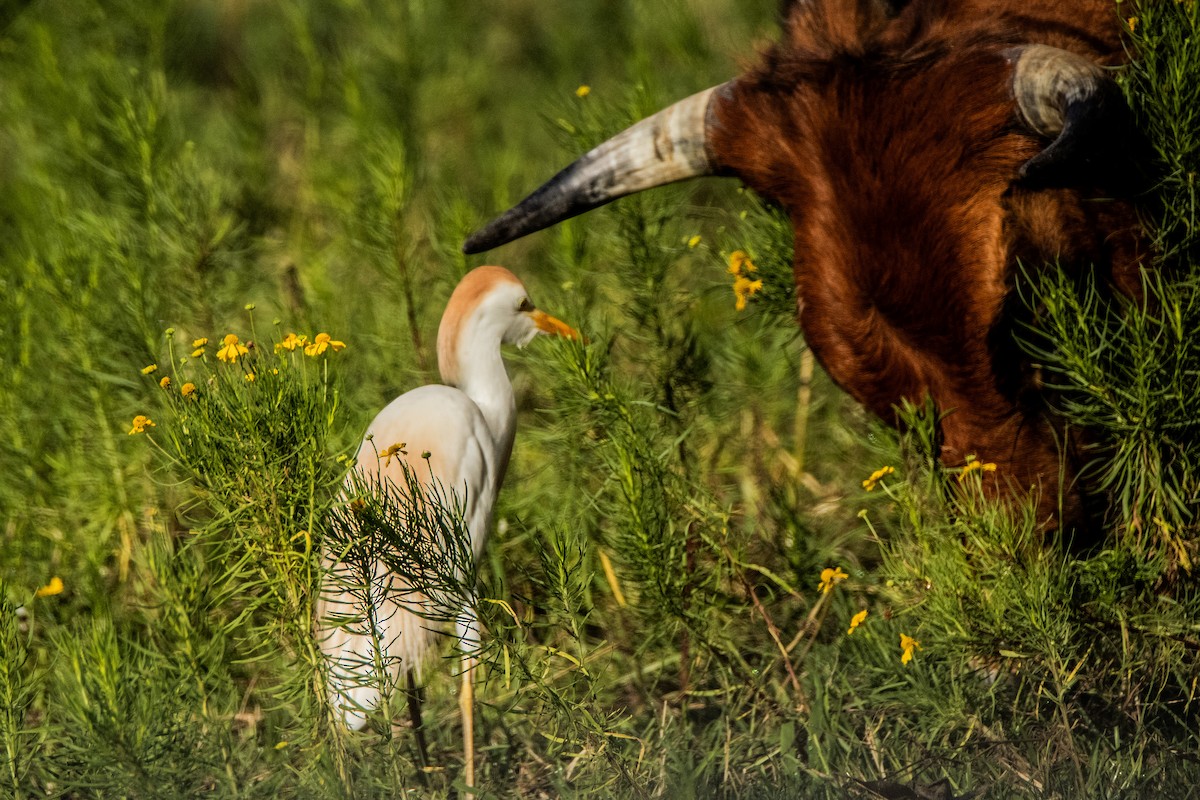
[461,229,494,255]
[461,210,546,254]
[461,83,730,254]
[462,178,605,254]
[463,209,525,253]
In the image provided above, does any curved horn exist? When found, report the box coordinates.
[463,83,732,254]
[1007,45,1128,180]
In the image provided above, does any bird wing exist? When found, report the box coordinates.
[357,384,497,523]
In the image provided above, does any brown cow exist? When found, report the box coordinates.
[463,0,1147,531]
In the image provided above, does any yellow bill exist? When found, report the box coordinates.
[530,309,581,340]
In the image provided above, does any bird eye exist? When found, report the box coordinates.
[517,297,535,313]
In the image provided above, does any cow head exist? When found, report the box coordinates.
[463,0,1145,530]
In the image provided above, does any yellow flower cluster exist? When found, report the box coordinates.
[862,465,895,491]
[217,333,249,363]
[380,442,408,467]
[277,333,304,352]
[141,361,175,390]
[276,332,346,356]
[143,326,347,412]
[818,566,848,594]
[305,332,345,356]
[36,576,64,598]
[128,415,155,435]
[957,459,997,484]
[900,633,921,665]
[728,250,763,311]
[847,609,868,635]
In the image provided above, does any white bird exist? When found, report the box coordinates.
[318,265,578,788]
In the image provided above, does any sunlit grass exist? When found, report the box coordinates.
[0,1,1197,798]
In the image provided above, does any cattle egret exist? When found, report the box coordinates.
[319,265,579,787]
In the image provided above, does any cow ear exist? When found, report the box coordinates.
[1017,93,1139,188]
[1009,45,1150,190]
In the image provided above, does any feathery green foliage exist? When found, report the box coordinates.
[0,1,1197,798]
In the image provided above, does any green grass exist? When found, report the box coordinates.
[0,1,1197,797]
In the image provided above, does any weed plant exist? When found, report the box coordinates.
[0,1,1197,798]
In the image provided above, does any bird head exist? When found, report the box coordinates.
[437,266,579,386]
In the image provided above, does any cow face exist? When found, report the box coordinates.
[463,1,1144,530]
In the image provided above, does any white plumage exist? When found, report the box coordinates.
[318,265,577,786]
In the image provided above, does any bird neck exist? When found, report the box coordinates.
[443,339,517,461]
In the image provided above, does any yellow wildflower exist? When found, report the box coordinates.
[380,442,408,467]
[304,332,346,357]
[128,415,155,435]
[276,333,303,352]
[727,250,757,277]
[245,372,256,382]
[36,576,64,598]
[847,609,868,635]
[900,633,921,665]
[818,566,849,594]
[687,235,701,248]
[141,364,158,375]
[217,333,249,363]
[575,84,591,98]
[1127,16,1137,31]
[181,382,197,398]
[192,337,208,348]
[192,347,206,357]
[159,376,171,389]
[862,465,895,491]
[957,459,997,484]
[733,275,763,311]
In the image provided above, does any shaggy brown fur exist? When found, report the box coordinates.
[713,0,1145,529]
